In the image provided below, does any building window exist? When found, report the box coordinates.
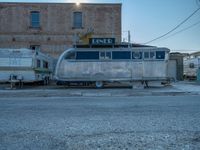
[30,45,40,51]
[30,11,40,28]
[73,12,83,29]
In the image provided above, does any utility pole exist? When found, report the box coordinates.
[196,0,200,7]
[128,30,131,47]
[128,30,131,43]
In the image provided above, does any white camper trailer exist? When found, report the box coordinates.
[0,48,53,85]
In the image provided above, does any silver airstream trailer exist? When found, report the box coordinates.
[55,45,170,88]
[0,48,53,85]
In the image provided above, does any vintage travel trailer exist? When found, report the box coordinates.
[55,40,171,88]
[0,48,53,85]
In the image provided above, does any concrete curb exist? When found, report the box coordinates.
[0,89,199,98]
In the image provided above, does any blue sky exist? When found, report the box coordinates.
[0,0,200,52]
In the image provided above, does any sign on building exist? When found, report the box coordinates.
[89,38,115,45]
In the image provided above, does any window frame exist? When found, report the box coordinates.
[36,59,41,68]
[189,63,195,68]
[144,51,156,60]
[112,51,131,60]
[132,51,143,60]
[156,51,165,60]
[30,11,40,28]
[43,60,49,69]
[76,51,99,60]
[99,51,112,60]
[73,12,83,29]
[144,51,150,60]
[65,51,76,60]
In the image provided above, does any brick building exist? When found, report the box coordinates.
[0,2,121,57]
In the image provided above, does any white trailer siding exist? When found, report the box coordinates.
[0,58,33,67]
[0,70,36,82]
[0,48,53,83]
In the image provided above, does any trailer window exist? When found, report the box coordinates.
[100,51,111,60]
[144,52,149,59]
[37,59,41,68]
[150,52,155,59]
[144,51,156,59]
[43,61,48,69]
[76,51,99,60]
[100,51,105,59]
[132,52,142,59]
[156,51,165,59]
[106,52,111,59]
[65,51,75,59]
[112,51,131,60]
[189,63,195,68]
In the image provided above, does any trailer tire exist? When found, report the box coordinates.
[95,81,103,88]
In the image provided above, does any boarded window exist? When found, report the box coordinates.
[30,11,40,28]
[76,51,99,60]
[73,12,82,29]
[112,51,131,60]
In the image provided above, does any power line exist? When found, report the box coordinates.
[144,7,200,44]
[158,20,200,42]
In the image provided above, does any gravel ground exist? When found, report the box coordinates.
[0,96,200,149]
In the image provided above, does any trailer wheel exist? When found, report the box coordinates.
[95,81,103,88]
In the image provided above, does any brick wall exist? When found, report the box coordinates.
[0,3,121,58]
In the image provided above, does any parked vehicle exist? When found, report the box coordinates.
[184,57,200,80]
[0,48,53,85]
[55,46,170,88]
